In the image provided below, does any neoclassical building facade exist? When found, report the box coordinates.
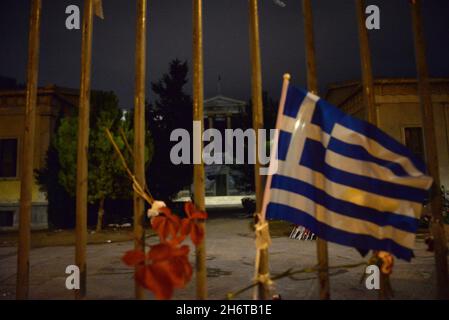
[326,78,449,188]
[203,94,247,197]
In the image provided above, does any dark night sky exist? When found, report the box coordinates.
[1,0,448,109]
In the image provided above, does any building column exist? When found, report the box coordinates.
[226,114,232,129]
[208,116,213,129]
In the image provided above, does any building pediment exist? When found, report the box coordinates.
[204,95,246,116]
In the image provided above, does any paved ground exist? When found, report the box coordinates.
[0,214,441,300]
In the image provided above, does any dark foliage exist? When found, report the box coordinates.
[35,91,137,229]
[146,59,193,201]
[35,140,76,229]
[0,76,24,90]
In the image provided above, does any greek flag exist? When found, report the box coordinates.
[265,85,432,260]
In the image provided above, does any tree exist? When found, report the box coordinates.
[47,91,152,231]
[0,76,24,90]
[35,131,76,229]
[146,59,193,202]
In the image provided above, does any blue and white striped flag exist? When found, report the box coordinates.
[265,85,432,261]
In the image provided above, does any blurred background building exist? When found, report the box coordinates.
[0,84,78,230]
[326,78,449,188]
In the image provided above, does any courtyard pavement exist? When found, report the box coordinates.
[0,214,441,300]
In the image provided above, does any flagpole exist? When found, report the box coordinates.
[133,0,147,300]
[302,0,331,300]
[16,0,41,300]
[302,0,317,95]
[410,0,449,299]
[193,0,207,300]
[354,0,393,300]
[260,74,290,218]
[75,0,94,300]
[248,0,270,300]
[251,73,290,301]
[355,0,377,125]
